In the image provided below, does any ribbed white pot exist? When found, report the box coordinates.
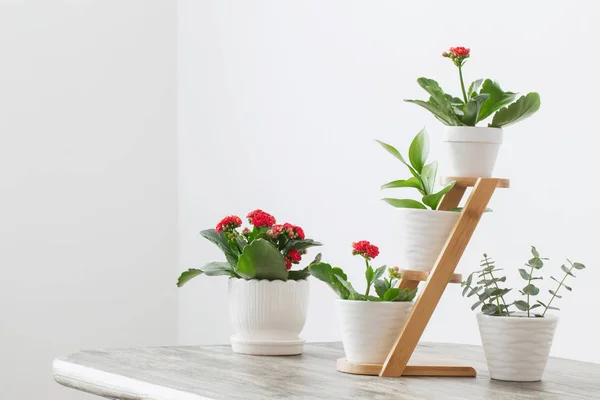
[477,313,559,381]
[336,300,413,364]
[228,278,309,355]
[398,208,460,271]
[444,126,503,177]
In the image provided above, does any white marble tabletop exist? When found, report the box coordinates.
[53,342,600,399]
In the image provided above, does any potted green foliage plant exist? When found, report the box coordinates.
[376,128,459,271]
[177,209,322,355]
[461,247,586,381]
[405,47,541,177]
[309,241,417,364]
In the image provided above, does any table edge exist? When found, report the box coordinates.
[53,359,212,400]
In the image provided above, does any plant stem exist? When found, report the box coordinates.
[458,65,468,104]
[365,259,371,297]
[488,270,509,317]
[543,265,572,317]
[526,263,535,317]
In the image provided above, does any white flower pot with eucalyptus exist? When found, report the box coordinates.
[462,246,586,382]
[405,46,541,178]
[177,209,323,356]
[309,245,417,364]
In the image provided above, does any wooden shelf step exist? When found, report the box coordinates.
[400,270,462,284]
[441,177,510,188]
[336,359,476,377]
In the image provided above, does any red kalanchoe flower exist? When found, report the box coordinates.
[443,46,470,67]
[247,209,276,228]
[352,240,379,260]
[449,46,470,57]
[284,257,292,270]
[288,248,302,263]
[268,223,305,240]
[215,215,242,234]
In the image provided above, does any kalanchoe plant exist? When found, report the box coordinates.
[309,241,417,302]
[177,209,322,286]
[405,47,541,128]
[376,128,455,210]
[461,246,586,317]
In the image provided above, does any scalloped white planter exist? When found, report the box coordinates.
[444,126,503,178]
[477,313,559,381]
[228,278,309,355]
[398,208,460,272]
[336,300,413,364]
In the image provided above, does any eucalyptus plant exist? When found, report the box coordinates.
[405,47,541,128]
[376,128,455,210]
[461,246,586,317]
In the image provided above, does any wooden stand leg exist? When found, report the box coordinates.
[379,178,499,377]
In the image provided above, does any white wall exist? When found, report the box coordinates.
[179,0,600,363]
[0,1,177,398]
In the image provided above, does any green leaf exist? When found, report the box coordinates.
[549,289,562,299]
[536,300,548,308]
[373,266,387,281]
[468,79,483,98]
[531,246,540,258]
[381,177,423,192]
[177,268,203,287]
[422,181,456,210]
[374,279,387,299]
[236,238,288,280]
[514,300,530,311]
[528,257,544,269]
[481,303,499,315]
[200,229,239,267]
[522,284,540,296]
[335,274,360,296]
[548,305,560,311]
[465,274,473,287]
[288,268,310,280]
[529,303,541,310]
[383,288,401,301]
[382,198,427,209]
[461,285,469,296]
[415,78,461,125]
[489,92,541,128]
[408,128,429,173]
[308,253,322,266]
[365,265,375,285]
[477,80,517,122]
[445,94,464,106]
[201,261,235,277]
[461,94,490,126]
[561,264,575,277]
[467,287,481,297]
[471,300,483,311]
[570,260,586,270]
[309,262,350,299]
[420,161,438,195]
[283,239,323,253]
[375,140,413,171]
[518,269,531,280]
[404,99,460,126]
[563,283,572,291]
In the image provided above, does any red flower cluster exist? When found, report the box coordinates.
[443,46,470,66]
[352,240,379,259]
[247,209,276,228]
[267,223,305,240]
[284,258,292,270]
[288,249,302,262]
[215,215,242,233]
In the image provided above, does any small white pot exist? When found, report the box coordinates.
[397,208,460,272]
[336,300,413,364]
[228,278,309,355]
[477,313,559,381]
[444,126,503,177]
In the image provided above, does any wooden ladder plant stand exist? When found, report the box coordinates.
[336,177,510,378]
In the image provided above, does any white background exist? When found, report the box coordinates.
[179,0,600,364]
[0,1,177,399]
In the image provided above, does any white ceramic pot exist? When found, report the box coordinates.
[444,126,503,177]
[477,313,559,381]
[228,278,309,355]
[397,208,460,272]
[336,300,413,364]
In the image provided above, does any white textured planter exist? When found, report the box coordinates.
[398,208,460,272]
[444,126,503,177]
[477,313,558,381]
[228,278,309,355]
[336,300,413,364]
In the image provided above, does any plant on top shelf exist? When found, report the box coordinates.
[177,209,322,286]
[309,241,417,302]
[461,246,586,382]
[405,47,541,128]
[376,128,455,210]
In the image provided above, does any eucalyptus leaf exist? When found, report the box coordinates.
[518,269,531,280]
[561,264,575,277]
[549,289,562,299]
[489,92,541,128]
[471,300,483,311]
[382,198,427,209]
[481,303,499,315]
[522,284,540,296]
[514,300,530,311]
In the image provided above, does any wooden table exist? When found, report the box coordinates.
[53,342,600,399]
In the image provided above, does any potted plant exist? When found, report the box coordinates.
[177,209,322,355]
[461,247,586,381]
[405,47,541,177]
[309,241,417,364]
[376,128,459,271]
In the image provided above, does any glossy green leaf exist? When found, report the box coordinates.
[288,268,310,280]
[176,268,204,287]
[422,181,456,210]
[237,238,288,280]
[468,79,484,98]
[477,80,517,122]
[408,128,429,173]
[375,140,412,169]
[382,198,427,209]
[283,239,323,253]
[200,229,239,267]
[365,265,375,285]
[404,99,460,126]
[518,268,531,280]
[528,257,544,269]
[374,279,388,299]
[383,288,401,301]
[202,262,235,277]
[489,92,541,128]
[373,266,387,281]
[415,78,460,124]
[462,94,490,126]
[309,262,350,299]
[420,161,438,195]
[381,177,423,192]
